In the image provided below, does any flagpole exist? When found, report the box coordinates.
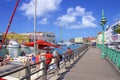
[34,0,37,56]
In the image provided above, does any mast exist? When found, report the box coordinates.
[34,0,37,55]
[60,26,63,42]
[1,0,20,46]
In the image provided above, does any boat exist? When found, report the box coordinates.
[20,44,28,48]
[57,41,73,46]
[7,40,20,48]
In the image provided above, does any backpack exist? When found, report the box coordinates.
[59,54,63,61]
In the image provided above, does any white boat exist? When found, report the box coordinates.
[7,40,20,48]
[57,41,73,46]
[0,44,6,48]
[20,44,28,48]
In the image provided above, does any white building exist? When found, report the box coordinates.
[99,20,120,45]
[105,21,120,44]
[96,32,102,44]
[74,37,83,43]
[105,26,113,44]
[21,32,56,43]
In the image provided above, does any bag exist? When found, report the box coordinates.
[59,54,63,60]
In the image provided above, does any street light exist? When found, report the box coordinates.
[100,9,107,58]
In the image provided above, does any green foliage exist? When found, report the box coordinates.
[115,23,120,34]
[115,27,120,34]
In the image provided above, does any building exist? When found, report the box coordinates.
[3,32,29,44]
[105,26,113,44]
[70,37,83,44]
[104,20,120,45]
[83,37,96,45]
[110,21,120,44]
[96,32,102,44]
[74,37,83,44]
[22,32,56,43]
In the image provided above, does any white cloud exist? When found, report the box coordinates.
[55,6,97,29]
[38,18,49,25]
[57,15,76,23]
[82,14,96,27]
[20,0,62,18]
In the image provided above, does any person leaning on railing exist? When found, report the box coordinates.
[4,53,10,65]
[0,56,4,66]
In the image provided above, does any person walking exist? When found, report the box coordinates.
[66,47,73,65]
[53,51,61,69]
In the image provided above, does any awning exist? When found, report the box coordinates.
[23,40,60,49]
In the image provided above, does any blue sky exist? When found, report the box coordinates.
[0,0,120,41]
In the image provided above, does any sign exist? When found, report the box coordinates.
[112,34,120,42]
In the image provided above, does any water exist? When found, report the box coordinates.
[0,44,81,57]
[54,44,81,54]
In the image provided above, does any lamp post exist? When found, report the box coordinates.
[100,9,107,58]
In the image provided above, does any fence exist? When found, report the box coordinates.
[0,45,88,80]
[97,44,120,69]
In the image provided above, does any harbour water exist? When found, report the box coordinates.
[0,44,81,58]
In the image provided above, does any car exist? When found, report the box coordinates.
[116,45,120,49]
[108,44,114,49]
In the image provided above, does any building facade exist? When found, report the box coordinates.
[70,37,83,44]
[97,20,120,48]
[83,37,96,45]
[3,32,29,44]
[74,37,83,44]
[22,32,56,43]
[96,32,102,44]
[104,20,120,45]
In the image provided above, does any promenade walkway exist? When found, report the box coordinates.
[57,47,120,80]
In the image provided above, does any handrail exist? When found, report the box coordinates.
[0,45,88,80]
[97,44,120,69]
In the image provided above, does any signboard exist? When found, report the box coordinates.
[112,34,120,42]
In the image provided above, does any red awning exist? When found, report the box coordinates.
[23,40,60,49]
[23,42,34,47]
[36,40,59,48]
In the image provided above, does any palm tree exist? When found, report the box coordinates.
[115,23,120,34]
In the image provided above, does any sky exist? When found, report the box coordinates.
[0,0,120,41]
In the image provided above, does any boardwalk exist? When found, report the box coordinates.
[58,47,120,80]
[0,47,120,80]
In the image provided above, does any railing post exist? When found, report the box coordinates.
[77,48,79,59]
[71,50,74,63]
[42,60,47,80]
[75,49,78,60]
[25,60,31,80]
[55,57,59,75]
[63,54,66,68]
